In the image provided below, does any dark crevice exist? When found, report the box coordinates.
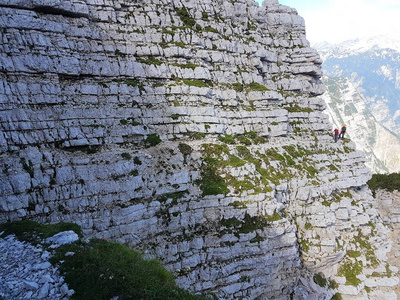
[0,4,88,19]
[33,5,88,18]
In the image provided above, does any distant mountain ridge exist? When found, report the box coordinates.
[315,36,400,173]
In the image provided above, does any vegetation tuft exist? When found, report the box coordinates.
[313,273,327,287]
[338,260,363,286]
[175,6,196,28]
[146,134,162,147]
[247,82,269,92]
[52,239,207,300]
[2,221,205,300]
[0,220,82,245]
[367,173,400,193]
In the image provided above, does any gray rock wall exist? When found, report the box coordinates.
[0,0,398,298]
[375,189,400,298]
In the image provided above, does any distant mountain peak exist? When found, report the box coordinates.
[315,35,400,58]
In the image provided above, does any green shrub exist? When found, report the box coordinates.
[367,173,400,192]
[247,82,269,92]
[133,156,142,165]
[204,26,218,33]
[137,57,163,66]
[175,7,196,27]
[130,170,139,176]
[121,153,132,160]
[219,135,236,144]
[201,11,209,21]
[196,165,229,196]
[232,83,244,92]
[236,135,251,145]
[51,239,205,300]
[178,143,192,156]
[313,273,327,287]
[304,222,312,230]
[331,293,343,300]
[146,134,161,147]
[265,210,282,222]
[285,104,313,113]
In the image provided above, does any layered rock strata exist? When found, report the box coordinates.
[375,189,400,298]
[0,0,398,298]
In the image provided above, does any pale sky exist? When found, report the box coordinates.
[256,0,400,45]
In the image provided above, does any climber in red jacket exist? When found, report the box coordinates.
[334,128,339,142]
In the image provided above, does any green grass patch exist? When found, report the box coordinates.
[236,135,251,145]
[145,134,161,147]
[204,26,218,33]
[0,220,82,245]
[196,165,229,196]
[182,79,210,88]
[171,62,198,69]
[338,260,363,286]
[285,104,313,113]
[347,250,361,258]
[125,79,140,87]
[137,57,163,66]
[331,293,343,300]
[232,83,244,92]
[313,273,327,287]
[51,239,206,300]
[121,153,132,160]
[304,222,312,230]
[265,210,282,222]
[219,135,236,144]
[175,6,196,27]
[247,82,269,92]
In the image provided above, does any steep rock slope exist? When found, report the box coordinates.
[0,0,398,299]
[316,37,400,174]
[322,75,400,174]
[375,189,400,298]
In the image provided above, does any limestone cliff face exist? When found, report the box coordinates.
[375,189,400,298]
[0,0,398,298]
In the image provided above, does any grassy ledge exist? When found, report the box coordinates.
[0,220,82,245]
[0,221,206,300]
[51,240,206,300]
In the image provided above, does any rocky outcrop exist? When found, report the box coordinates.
[0,0,398,298]
[375,189,400,298]
[0,234,75,300]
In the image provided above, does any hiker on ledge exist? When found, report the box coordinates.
[334,128,339,142]
[339,125,346,139]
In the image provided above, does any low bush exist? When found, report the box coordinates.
[367,173,400,192]
[51,239,205,300]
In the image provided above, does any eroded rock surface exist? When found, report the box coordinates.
[0,0,398,298]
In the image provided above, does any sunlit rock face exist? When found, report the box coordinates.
[316,37,400,174]
[0,0,397,298]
